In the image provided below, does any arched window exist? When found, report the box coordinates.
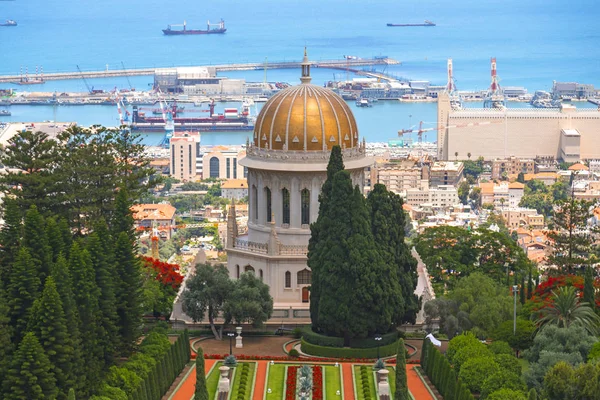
[259,269,264,281]
[282,188,290,225]
[297,268,312,285]
[265,187,272,222]
[244,265,255,273]
[209,157,220,178]
[301,189,310,225]
[284,271,291,288]
[236,265,240,279]
[252,185,258,221]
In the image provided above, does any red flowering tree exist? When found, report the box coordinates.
[528,274,600,317]
[140,256,184,319]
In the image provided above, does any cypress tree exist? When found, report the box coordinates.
[395,339,409,400]
[195,347,209,400]
[367,184,419,324]
[184,329,191,361]
[445,369,457,400]
[7,247,40,342]
[308,145,345,326]
[69,242,103,395]
[309,171,399,342]
[22,205,53,284]
[0,197,22,282]
[527,268,534,300]
[28,277,75,400]
[114,231,143,354]
[5,332,58,400]
[528,388,538,400]
[87,231,119,366]
[520,275,526,305]
[0,283,15,397]
[584,266,596,311]
[67,388,76,400]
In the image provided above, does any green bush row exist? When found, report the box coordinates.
[127,329,192,400]
[360,366,373,400]
[302,327,398,349]
[233,363,252,400]
[300,338,397,358]
[421,338,475,400]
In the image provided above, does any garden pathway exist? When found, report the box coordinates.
[341,363,356,400]
[406,365,435,400]
[252,361,268,400]
[170,359,216,400]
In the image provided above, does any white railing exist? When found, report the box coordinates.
[279,244,309,256]
[233,238,268,254]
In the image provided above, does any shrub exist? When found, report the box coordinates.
[458,357,500,393]
[224,355,237,367]
[292,327,302,339]
[494,354,521,376]
[453,342,492,373]
[373,359,385,370]
[105,366,142,395]
[288,349,300,357]
[447,332,481,364]
[480,370,526,399]
[302,328,344,347]
[488,341,512,356]
[300,338,397,358]
[587,341,600,362]
[486,388,527,400]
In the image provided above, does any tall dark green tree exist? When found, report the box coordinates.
[309,171,401,342]
[0,283,14,397]
[22,205,53,283]
[222,272,274,327]
[395,339,409,400]
[111,188,136,242]
[28,277,75,399]
[5,332,58,400]
[69,242,104,395]
[87,231,119,366]
[114,231,143,354]
[7,247,40,342]
[308,145,345,327]
[0,197,22,282]
[367,183,419,324]
[194,347,209,400]
[584,266,596,312]
[45,216,66,263]
[547,197,596,273]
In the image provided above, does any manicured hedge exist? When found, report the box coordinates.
[302,327,398,349]
[300,338,398,358]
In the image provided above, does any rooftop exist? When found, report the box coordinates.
[131,203,176,221]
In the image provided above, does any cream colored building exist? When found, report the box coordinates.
[169,132,201,182]
[491,157,534,179]
[429,161,463,187]
[479,181,524,208]
[437,93,600,162]
[226,53,372,311]
[405,181,459,209]
[201,146,246,180]
[499,207,545,230]
[371,160,424,194]
[221,179,248,201]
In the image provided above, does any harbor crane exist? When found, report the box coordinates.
[446,58,463,110]
[121,61,135,91]
[483,57,506,110]
[76,65,103,94]
[398,119,505,143]
[155,88,175,148]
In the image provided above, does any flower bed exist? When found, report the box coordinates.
[312,366,323,400]
[203,353,421,364]
[285,366,299,400]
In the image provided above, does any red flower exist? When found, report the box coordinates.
[141,256,184,290]
[312,366,324,400]
[285,366,299,400]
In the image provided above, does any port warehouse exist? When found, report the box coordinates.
[437,93,600,162]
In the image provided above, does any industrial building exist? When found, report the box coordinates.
[154,67,245,95]
[437,92,600,162]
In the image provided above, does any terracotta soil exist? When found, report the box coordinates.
[341,363,356,400]
[170,359,217,400]
[194,336,291,357]
[252,361,268,400]
[407,365,436,400]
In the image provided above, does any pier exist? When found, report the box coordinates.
[0,57,399,84]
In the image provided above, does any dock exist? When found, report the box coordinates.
[0,57,400,84]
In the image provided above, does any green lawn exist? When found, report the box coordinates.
[230,362,256,400]
[265,363,287,400]
[206,361,223,399]
[388,367,396,396]
[324,365,342,398]
[353,365,377,400]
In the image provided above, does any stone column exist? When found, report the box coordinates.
[257,174,265,224]
[290,178,301,228]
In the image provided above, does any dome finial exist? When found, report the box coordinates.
[300,48,312,84]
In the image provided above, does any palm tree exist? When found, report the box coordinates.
[535,286,600,335]
[455,151,459,160]
[467,152,472,159]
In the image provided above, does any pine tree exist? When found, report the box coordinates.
[309,171,399,342]
[0,283,15,397]
[395,339,409,400]
[22,205,53,283]
[50,254,85,395]
[367,184,419,324]
[114,231,143,354]
[0,197,22,282]
[111,188,136,242]
[584,266,596,311]
[195,347,209,400]
[58,217,73,256]
[28,277,76,400]
[45,216,66,263]
[307,145,345,326]
[87,231,119,366]
[7,246,40,342]
[5,332,58,400]
[69,242,104,395]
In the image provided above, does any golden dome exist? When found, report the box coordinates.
[253,51,359,152]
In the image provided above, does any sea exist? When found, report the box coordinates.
[1,0,599,146]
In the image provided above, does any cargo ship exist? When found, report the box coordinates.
[387,20,435,27]
[0,19,17,27]
[163,19,226,35]
[131,102,253,132]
